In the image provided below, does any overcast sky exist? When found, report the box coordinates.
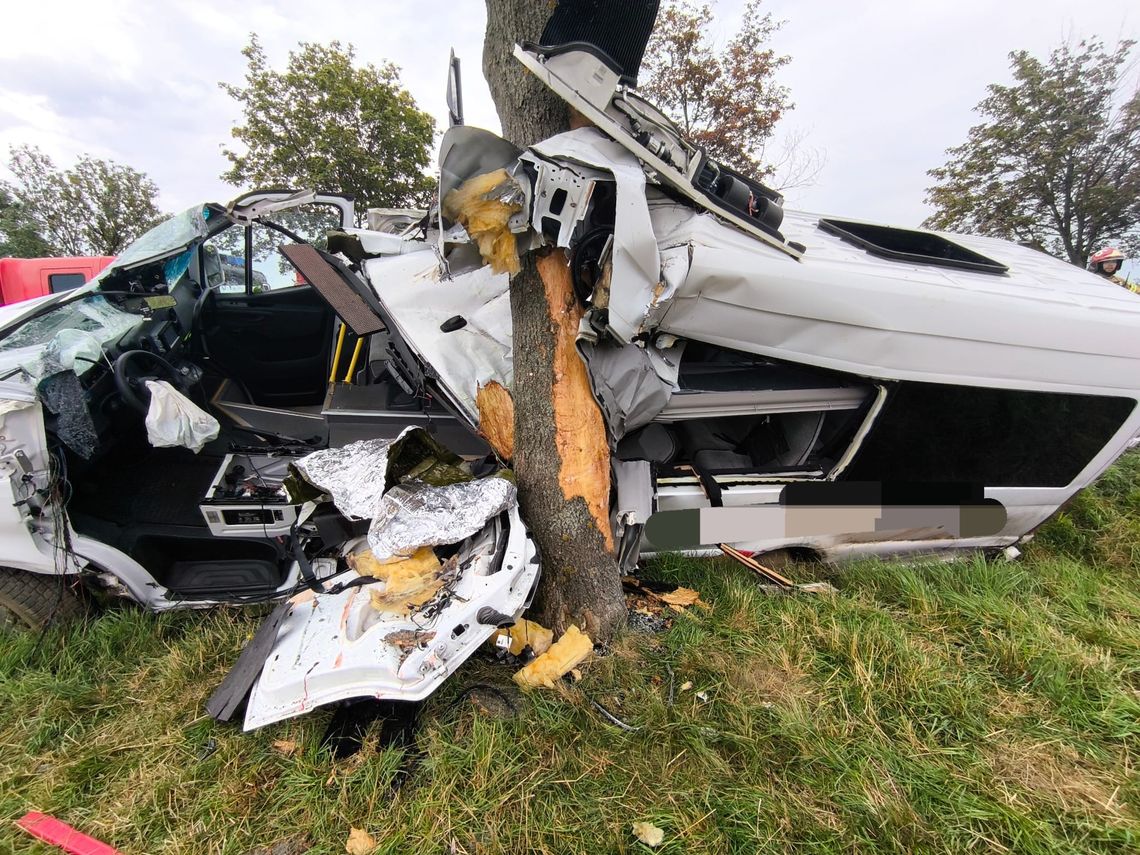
[1,0,1136,233]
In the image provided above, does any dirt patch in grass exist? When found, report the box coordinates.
[986,739,1131,819]
[703,647,810,708]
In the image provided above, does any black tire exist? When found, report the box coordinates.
[0,567,86,631]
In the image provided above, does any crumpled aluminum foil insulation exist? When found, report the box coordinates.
[368,477,517,561]
[293,432,407,519]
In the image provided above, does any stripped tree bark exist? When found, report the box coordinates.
[482,0,627,642]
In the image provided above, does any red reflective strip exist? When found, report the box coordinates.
[15,812,123,855]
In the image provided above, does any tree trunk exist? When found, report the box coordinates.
[483,0,627,642]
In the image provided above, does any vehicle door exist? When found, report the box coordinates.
[196,193,353,408]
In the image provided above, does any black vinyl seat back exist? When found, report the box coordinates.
[537,0,660,86]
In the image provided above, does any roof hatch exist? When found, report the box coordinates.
[818,218,1008,275]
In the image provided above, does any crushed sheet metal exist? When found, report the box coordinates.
[368,477,517,561]
[243,505,537,729]
[614,458,653,572]
[438,125,525,222]
[518,155,606,248]
[527,128,661,343]
[651,205,1140,396]
[363,254,512,422]
[577,336,684,440]
[294,428,413,519]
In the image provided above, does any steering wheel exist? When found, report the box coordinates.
[112,350,186,414]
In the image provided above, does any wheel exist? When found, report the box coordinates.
[0,567,86,631]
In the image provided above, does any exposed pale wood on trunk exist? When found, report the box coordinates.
[537,251,614,551]
[476,381,516,461]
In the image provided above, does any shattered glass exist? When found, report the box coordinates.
[0,296,143,367]
[106,204,213,272]
[367,477,517,561]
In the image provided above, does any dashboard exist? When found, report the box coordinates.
[38,269,208,451]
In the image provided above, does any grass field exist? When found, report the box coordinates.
[1,453,1137,854]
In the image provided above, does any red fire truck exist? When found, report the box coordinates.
[0,256,115,306]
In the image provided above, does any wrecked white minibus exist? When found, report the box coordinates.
[1,15,1138,730]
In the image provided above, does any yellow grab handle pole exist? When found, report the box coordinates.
[344,338,364,384]
[329,323,347,383]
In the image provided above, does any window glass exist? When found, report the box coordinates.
[48,272,86,293]
[842,382,1136,487]
[201,204,344,294]
[251,204,344,291]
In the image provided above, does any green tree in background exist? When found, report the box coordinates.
[640,0,794,181]
[924,39,1140,265]
[220,36,436,226]
[0,186,51,257]
[3,146,163,256]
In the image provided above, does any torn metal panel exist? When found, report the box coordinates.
[613,458,653,572]
[518,154,605,248]
[514,45,800,261]
[336,227,434,259]
[438,126,525,217]
[242,505,537,729]
[227,190,354,229]
[363,253,512,423]
[526,129,661,343]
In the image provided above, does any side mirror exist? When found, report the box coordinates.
[446,49,464,127]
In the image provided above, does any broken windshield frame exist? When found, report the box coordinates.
[0,204,233,344]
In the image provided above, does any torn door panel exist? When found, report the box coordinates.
[243,503,536,729]
[363,252,512,424]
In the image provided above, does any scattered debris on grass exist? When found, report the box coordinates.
[345,827,376,855]
[513,625,593,688]
[271,739,298,756]
[243,837,312,855]
[196,737,218,761]
[680,680,693,692]
[491,618,554,657]
[719,544,838,596]
[590,697,641,732]
[454,683,522,720]
[632,821,665,848]
[623,576,711,632]
[16,812,123,855]
[656,586,708,610]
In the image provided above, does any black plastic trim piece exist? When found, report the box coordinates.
[818,218,1008,275]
